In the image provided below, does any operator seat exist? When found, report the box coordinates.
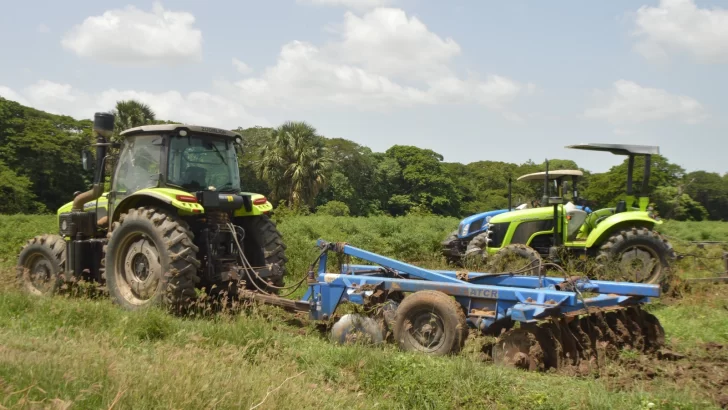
[182,166,207,191]
[565,202,589,241]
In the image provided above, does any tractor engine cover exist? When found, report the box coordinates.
[196,191,249,211]
[59,211,97,237]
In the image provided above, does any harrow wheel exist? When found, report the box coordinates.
[493,306,665,372]
[393,290,468,356]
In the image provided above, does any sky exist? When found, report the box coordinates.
[1,0,726,174]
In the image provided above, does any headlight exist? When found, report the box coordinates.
[461,223,470,236]
[485,216,492,223]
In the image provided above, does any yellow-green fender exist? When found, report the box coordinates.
[584,211,662,248]
[57,189,273,222]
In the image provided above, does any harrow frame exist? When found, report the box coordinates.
[300,241,660,333]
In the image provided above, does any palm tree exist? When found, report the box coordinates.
[112,99,156,137]
[257,121,331,208]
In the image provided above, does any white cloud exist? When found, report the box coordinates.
[334,8,460,79]
[585,80,707,124]
[1,80,268,129]
[0,86,29,105]
[233,8,531,117]
[632,0,728,62]
[232,58,253,74]
[297,0,394,11]
[61,2,202,65]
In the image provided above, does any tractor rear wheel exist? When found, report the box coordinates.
[596,227,676,287]
[489,244,542,276]
[234,215,287,293]
[17,234,66,296]
[393,290,468,356]
[104,207,200,312]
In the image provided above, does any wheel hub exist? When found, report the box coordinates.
[29,258,53,291]
[119,236,162,303]
[619,247,657,282]
[407,312,445,351]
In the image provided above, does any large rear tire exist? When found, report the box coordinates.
[16,234,66,296]
[104,207,200,312]
[235,215,287,292]
[596,227,676,287]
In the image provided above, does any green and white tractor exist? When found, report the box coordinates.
[17,112,287,310]
[466,143,676,287]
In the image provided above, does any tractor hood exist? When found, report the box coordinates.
[488,206,556,224]
[458,209,509,238]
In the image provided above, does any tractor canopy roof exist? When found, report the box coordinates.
[517,169,583,182]
[120,124,241,139]
[565,143,659,156]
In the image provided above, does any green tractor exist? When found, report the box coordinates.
[466,143,676,287]
[17,113,287,310]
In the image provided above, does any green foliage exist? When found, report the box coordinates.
[380,145,461,216]
[315,200,350,217]
[0,160,46,214]
[112,99,156,140]
[653,186,709,221]
[684,171,728,221]
[4,96,728,224]
[257,121,331,209]
[0,97,93,213]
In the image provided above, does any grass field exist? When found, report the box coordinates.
[1,214,727,409]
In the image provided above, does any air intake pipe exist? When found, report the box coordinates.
[72,112,115,211]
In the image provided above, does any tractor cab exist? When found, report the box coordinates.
[516,168,591,243]
[108,124,251,221]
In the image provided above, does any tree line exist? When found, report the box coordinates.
[1,97,726,221]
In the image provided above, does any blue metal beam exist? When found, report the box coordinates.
[319,240,465,284]
[318,272,579,306]
[341,264,660,298]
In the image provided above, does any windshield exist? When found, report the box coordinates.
[168,135,241,193]
[112,135,163,194]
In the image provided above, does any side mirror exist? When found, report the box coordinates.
[82,150,93,171]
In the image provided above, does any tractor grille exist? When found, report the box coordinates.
[469,218,484,234]
[487,222,509,248]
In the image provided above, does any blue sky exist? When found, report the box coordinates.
[1,0,726,174]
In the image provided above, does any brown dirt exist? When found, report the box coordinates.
[489,306,728,408]
[603,343,728,408]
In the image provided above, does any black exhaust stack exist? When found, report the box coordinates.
[64,112,114,283]
[72,112,115,211]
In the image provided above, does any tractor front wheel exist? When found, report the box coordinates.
[17,234,66,296]
[441,230,464,266]
[596,227,676,287]
[393,290,468,356]
[489,244,542,276]
[104,207,200,312]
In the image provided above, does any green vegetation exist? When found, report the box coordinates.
[2,97,728,409]
[4,96,728,222]
[1,215,727,408]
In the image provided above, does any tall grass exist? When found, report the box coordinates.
[0,291,723,409]
[1,214,727,408]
